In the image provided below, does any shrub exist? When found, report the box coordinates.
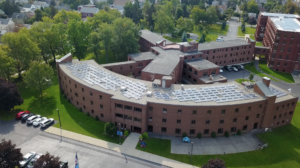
[79,107,82,112]
[86,112,90,116]
[142,132,149,139]
[68,98,70,103]
[95,116,99,121]
[237,130,241,135]
[124,130,129,137]
[104,122,117,136]
[211,132,216,138]
[224,131,229,137]
[61,89,64,94]
[197,133,202,139]
[182,132,187,137]
[139,135,143,140]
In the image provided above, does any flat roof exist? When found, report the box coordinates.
[140,30,173,45]
[198,39,250,51]
[142,55,179,75]
[270,17,300,32]
[261,12,299,18]
[128,52,157,61]
[185,58,219,70]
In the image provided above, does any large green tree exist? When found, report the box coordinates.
[67,20,91,60]
[24,61,53,102]
[176,17,194,33]
[53,9,81,23]
[0,46,15,80]
[88,32,102,62]
[285,1,299,14]
[2,28,41,78]
[153,9,174,35]
[99,23,114,63]
[247,0,259,14]
[206,6,218,27]
[124,0,142,24]
[51,23,70,56]
[189,6,206,25]
[0,0,20,16]
[87,9,121,31]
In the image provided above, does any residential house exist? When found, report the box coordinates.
[0,18,14,31]
[0,9,4,15]
[22,3,35,12]
[33,1,49,10]
[12,13,28,24]
[15,0,29,4]
[55,4,71,11]
[78,5,99,18]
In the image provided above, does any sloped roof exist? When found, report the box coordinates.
[256,81,274,97]
[0,18,10,25]
[12,13,26,19]
[80,7,99,14]
[23,3,33,8]
[140,30,172,45]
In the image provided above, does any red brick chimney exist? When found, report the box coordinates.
[262,77,271,87]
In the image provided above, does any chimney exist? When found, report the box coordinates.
[262,77,270,87]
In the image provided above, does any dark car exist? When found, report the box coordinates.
[60,161,68,168]
[232,65,243,70]
[21,113,34,122]
[224,65,232,72]
[41,118,54,128]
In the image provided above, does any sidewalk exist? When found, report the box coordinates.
[45,127,198,168]
[254,58,286,83]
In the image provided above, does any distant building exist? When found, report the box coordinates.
[12,13,28,24]
[33,1,49,10]
[15,0,29,4]
[22,3,35,12]
[55,4,71,11]
[0,9,5,15]
[78,4,99,18]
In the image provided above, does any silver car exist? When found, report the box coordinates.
[32,117,47,127]
[19,151,36,167]
[26,153,42,168]
[27,115,41,125]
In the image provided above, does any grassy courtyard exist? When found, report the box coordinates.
[192,24,229,42]
[237,26,256,37]
[258,60,294,83]
[244,61,279,82]
[235,78,254,84]
[136,102,300,168]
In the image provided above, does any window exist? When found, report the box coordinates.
[90,92,93,96]
[204,129,209,134]
[75,93,78,97]
[274,115,277,119]
[161,127,167,133]
[207,110,211,114]
[235,108,239,113]
[282,105,285,109]
[162,118,167,123]
[288,48,291,52]
[218,128,223,134]
[245,116,249,120]
[243,125,248,130]
[276,106,279,111]
[82,97,85,101]
[100,104,103,109]
[91,101,93,105]
[191,120,196,124]
[287,103,290,108]
[115,103,123,108]
[178,109,182,114]
[100,95,102,99]
[138,63,143,67]
[193,78,197,83]
[115,113,123,118]
[177,119,181,124]
[256,114,260,118]
[101,114,104,117]
[189,67,192,72]
[233,118,237,123]
[70,89,72,93]
[192,110,197,115]
[163,108,167,113]
[83,105,86,109]
[231,127,236,132]
[148,106,153,111]
[279,114,282,118]
[277,122,280,125]
[220,119,224,124]
[124,105,132,110]
[284,112,287,116]
[248,106,251,111]
[76,101,78,105]
[134,107,142,112]
[82,88,84,92]
[125,115,132,120]
[194,71,197,75]
[259,104,262,108]
[190,129,195,135]
[134,117,141,122]
[282,120,285,123]
[175,129,181,134]
[75,84,77,88]
[221,109,226,114]
[91,110,94,114]
[206,120,210,124]
[292,102,295,106]
[289,111,293,115]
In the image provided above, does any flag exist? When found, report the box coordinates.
[75,152,79,168]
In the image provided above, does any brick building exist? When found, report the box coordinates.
[255,12,300,73]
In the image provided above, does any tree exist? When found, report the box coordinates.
[189,6,206,25]
[123,0,142,24]
[241,21,246,33]
[50,6,58,18]
[24,61,53,102]
[224,8,234,20]
[1,0,20,17]
[53,10,81,23]
[221,21,226,30]
[0,139,23,168]
[153,9,174,35]
[51,23,70,55]
[104,122,117,136]
[1,28,41,78]
[219,0,222,5]
[98,23,114,63]
[35,9,43,21]
[67,20,91,61]
[88,32,102,62]
[202,158,226,168]
[143,2,155,27]
[249,73,254,81]
[0,78,23,112]
[33,152,60,168]
[0,46,15,80]
[285,1,299,14]
[87,9,121,31]
[175,6,184,20]
[247,0,259,14]
[107,0,114,4]
[181,31,187,42]
[199,33,205,43]
[50,0,56,6]
[233,12,240,21]
[150,25,154,32]
[206,6,218,26]
[176,17,194,33]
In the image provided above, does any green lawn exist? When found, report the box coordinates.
[244,61,279,82]
[192,24,229,42]
[256,42,263,46]
[235,78,254,84]
[258,60,295,83]
[136,102,300,168]
[238,26,256,37]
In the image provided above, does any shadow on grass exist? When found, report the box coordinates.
[28,96,57,116]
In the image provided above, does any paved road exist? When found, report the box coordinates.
[0,120,166,168]
[219,17,241,41]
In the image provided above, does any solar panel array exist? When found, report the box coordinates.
[67,63,147,100]
[269,86,287,98]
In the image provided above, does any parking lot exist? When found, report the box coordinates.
[0,120,167,168]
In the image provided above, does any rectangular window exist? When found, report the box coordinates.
[243,125,248,130]
[83,105,86,109]
[192,110,197,115]
[289,111,293,115]
[220,119,224,124]
[100,104,103,109]
[115,113,123,118]
[75,84,77,88]
[138,63,143,67]
[115,103,123,108]
[91,101,93,105]
[90,92,93,96]
[163,108,167,113]
[273,115,277,119]
[207,110,211,114]
[161,127,167,133]
[177,119,181,124]
[206,120,210,124]
[245,116,249,120]
[125,115,132,120]
[82,88,84,92]
[175,129,181,134]
[91,110,94,113]
[233,118,237,123]
[235,108,239,113]
[148,106,153,111]
[231,127,236,132]
[218,128,223,134]
[101,114,104,117]
[148,117,152,121]
[221,109,226,114]
[134,117,141,122]
[124,105,132,110]
[190,129,195,135]
[82,97,85,101]
[259,104,262,108]
[178,109,182,114]
[99,95,102,99]
[256,114,260,118]
[162,118,167,123]
[282,105,285,109]
[134,107,142,112]
[248,106,251,111]
[204,129,209,134]
[191,120,196,124]
[75,93,78,97]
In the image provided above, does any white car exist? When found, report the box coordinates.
[20,151,36,167]
[240,65,244,69]
[232,67,239,72]
[27,115,41,125]
[32,117,47,127]
[26,153,42,168]
[216,37,224,42]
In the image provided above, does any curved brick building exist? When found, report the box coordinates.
[55,30,298,137]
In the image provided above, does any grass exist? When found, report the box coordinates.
[238,26,256,37]
[192,24,229,42]
[163,36,194,43]
[0,53,124,144]
[258,60,295,83]
[136,102,300,168]
[256,42,263,46]
[235,78,255,84]
[244,61,279,82]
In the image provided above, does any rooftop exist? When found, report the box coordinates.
[80,7,99,13]
[12,13,26,19]
[128,52,157,61]
[185,58,220,70]
[256,81,274,97]
[261,12,299,18]
[270,17,300,32]
[0,18,10,25]
[142,54,179,76]
[198,39,250,51]
[140,30,173,45]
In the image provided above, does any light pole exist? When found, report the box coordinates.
[56,109,62,142]
[190,142,193,164]
[118,123,121,145]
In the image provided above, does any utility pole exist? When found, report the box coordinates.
[119,123,121,145]
[190,142,194,164]
[56,109,62,142]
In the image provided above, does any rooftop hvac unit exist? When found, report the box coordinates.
[181,84,184,90]
[288,88,291,93]
[120,86,127,91]
[146,91,153,97]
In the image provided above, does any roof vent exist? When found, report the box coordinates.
[288,88,291,93]
[146,91,153,97]
[181,84,184,90]
[120,86,127,91]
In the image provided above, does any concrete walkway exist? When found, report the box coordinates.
[45,127,198,168]
[253,58,286,83]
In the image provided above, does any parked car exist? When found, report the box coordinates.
[27,115,41,125]
[232,65,243,70]
[16,111,30,120]
[216,37,224,42]
[60,161,68,168]
[21,113,35,122]
[32,117,48,127]
[40,118,54,128]
[183,137,190,143]
[26,153,42,168]
[224,65,232,72]
[232,67,239,72]
[19,151,36,167]
[239,65,245,70]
